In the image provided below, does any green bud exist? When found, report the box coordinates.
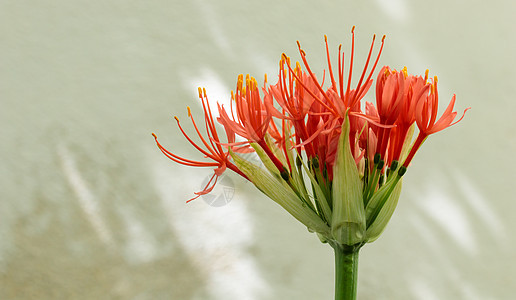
[390,160,398,172]
[374,153,381,164]
[312,157,320,169]
[280,168,290,181]
[376,159,385,170]
[398,166,407,177]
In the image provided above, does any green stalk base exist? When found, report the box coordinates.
[333,245,360,300]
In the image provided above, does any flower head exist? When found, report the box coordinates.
[218,74,271,143]
[152,87,247,202]
[153,29,468,247]
[402,76,470,168]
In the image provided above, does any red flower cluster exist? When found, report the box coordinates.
[153,28,469,202]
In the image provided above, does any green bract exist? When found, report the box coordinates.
[230,148,330,236]
[365,178,402,242]
[331,114,366,246]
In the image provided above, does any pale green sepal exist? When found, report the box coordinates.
[250,142,281,177]
[400,124,428,167]
[264,133,288,166]
[365,175,402,229]
[331,114,366,246]
[230,149,330,235]
[252,140,314,212]
[283,131,312,208]
[300,158,332,224]
[399,124,415,166]
[365,178,402,242]
[317,232,329,243]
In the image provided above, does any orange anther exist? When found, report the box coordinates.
[402,66,408,78]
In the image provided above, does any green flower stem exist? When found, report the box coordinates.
[334,245,360,300]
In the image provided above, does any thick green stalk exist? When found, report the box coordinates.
[334,245,360,300]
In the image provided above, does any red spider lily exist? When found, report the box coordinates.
[374,66,406,163]
[152,31,468,236]
[152,33,470,300]
[387,71,430,165]
[218,74,271,143]
[152,87,247,202]
[402,76,470,168]
[266,57,322,159]
[361,102,380,169]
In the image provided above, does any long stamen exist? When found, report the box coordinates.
[199,88,224,155]
[356,35,385,100]
[295,43,339,113]
[352,34,376,105]
[186,108,218,157]
[175,114,217,160]
[338,44,345,98]
[325,35,338,93]
[278,58,292,115]
[152,133,218,166]
[346,26,355,104]
[282,53,338,115]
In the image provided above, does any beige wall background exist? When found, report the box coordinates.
[1,0,515,299]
